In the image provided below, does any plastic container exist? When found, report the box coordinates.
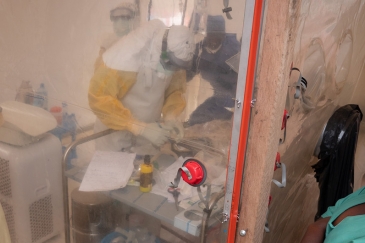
[128,214,156,243]
[50,106,63,125]
[0,100,57,137]
[62,101,68,121]
[15,80,34,105]
[64,113,77,141]
[139,155,153,192]
[71,189,114,243]
[33,83,48,110]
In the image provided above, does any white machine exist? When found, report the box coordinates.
[0,101,64,243]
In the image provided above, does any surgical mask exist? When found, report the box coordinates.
[113,18,131,37]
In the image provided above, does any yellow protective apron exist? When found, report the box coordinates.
[94,66,172,152]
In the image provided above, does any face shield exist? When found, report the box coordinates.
[110,4,135,37]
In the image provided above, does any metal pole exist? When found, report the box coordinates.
[181,0,188,25]
[62,129,116,243]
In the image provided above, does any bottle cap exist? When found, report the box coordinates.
[50,106,62,113]
[180,159,207,187]
[144,155,151,165]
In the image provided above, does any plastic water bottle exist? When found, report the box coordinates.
[63,113,77,141]
[15,80,34,105]
[68,113,77,141]
[33,83,48,110]
[62,101,68,122]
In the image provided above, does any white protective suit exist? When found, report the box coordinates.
[89,19,195,152]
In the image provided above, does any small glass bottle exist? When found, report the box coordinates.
[139,155,153,192]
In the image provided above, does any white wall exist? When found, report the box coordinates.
[0,0,114,126]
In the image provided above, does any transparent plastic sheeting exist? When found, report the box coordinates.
[263,0,365,242]
[0,0,245,242]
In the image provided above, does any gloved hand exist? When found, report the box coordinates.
[140,122,170,146]
[164,120,184,142]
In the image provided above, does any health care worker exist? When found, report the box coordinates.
[94,1,138,71]
[89,19,195,152]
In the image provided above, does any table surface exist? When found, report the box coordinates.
[65,154,184,226]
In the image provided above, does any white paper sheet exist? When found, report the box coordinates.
[79,151,136,192]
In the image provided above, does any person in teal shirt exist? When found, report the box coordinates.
[301,186,365,242]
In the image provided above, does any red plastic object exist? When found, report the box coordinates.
[50,106,63,125]
[180,159,207,187]
[281,109,289,130]
[50,106,61,112]
[274,152,281,171]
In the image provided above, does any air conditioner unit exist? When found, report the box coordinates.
[0,133,64,243]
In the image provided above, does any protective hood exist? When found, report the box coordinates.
[102,19,166,72]
[103,21,195,72]
[167,25,195,64]
[110,4,136,19]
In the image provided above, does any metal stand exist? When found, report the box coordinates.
[61,129,224,243]
[199,187,225,243]
[62,129,116,243]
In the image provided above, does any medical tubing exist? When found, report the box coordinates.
[197,184,212,209]
[201,208,212,243]
[62,128,116,243]
[200,189,226,243]
[170,137,225,156]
